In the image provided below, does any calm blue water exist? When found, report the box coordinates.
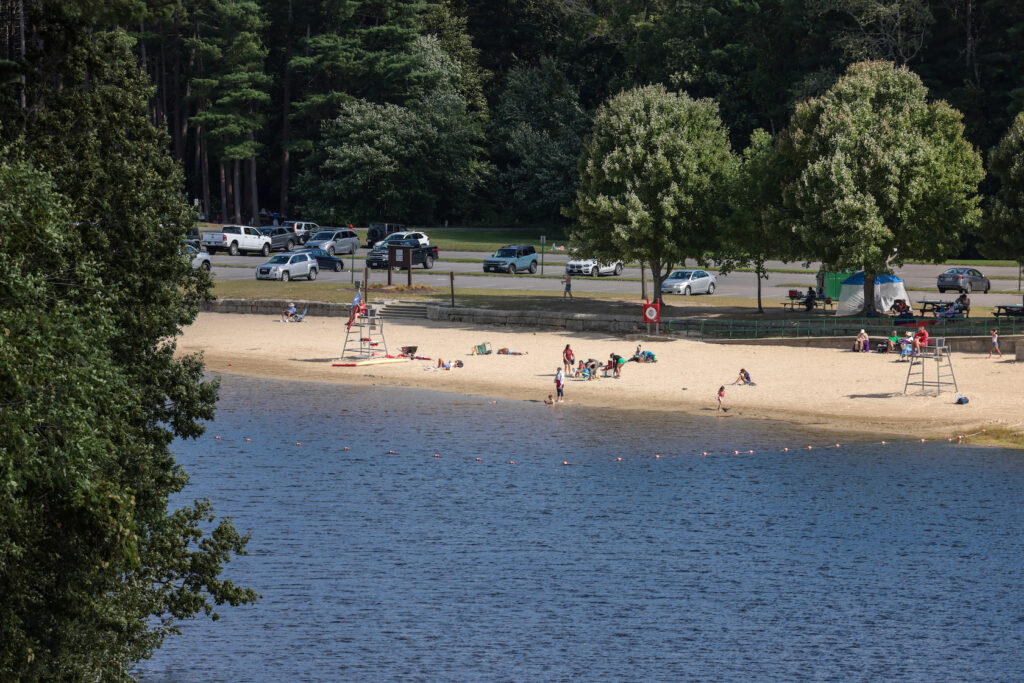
[138,374,1024,681]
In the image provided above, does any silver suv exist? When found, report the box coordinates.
[256,252,318,281]
[306,228,360,256]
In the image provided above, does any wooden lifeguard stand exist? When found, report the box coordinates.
[341,304,388,360]
[904,337,958,394]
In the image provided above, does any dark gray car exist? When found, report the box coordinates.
[258,226,297,252]
[937,267,990,294]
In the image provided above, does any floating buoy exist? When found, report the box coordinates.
[701,451,708,456]
[214,436,222,440]
[433,454,440,458]
[244,438,252,442]
[834,443,840,448]
[509,460,516,465]
[387,450,396,454]
[343,447,350,451]
[881,441,886,445]
[654,454,661,459]
[562,461,569,466]
[783,447,789,452]
[807,446,813,450]
[747,450,754,454]
[296,442,302,446]
[920,438,926,442]
[616,457,623,461]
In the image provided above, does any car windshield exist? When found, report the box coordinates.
[944,268,967,275]
[391,240,418,247]
[668,271,693,279]
[383,233,408,243]
[267,255,289,264]
[495,248,517,257]
[311,231,333,240]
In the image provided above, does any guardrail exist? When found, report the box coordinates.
[664,316,1024,340]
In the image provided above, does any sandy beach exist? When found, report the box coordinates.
[177,312,1023,441]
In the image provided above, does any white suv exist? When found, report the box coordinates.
[282,221,318,245]
[565,258,624,277]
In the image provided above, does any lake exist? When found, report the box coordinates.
[138,374,1024,681]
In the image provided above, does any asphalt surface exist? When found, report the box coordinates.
[210,248,1024,307]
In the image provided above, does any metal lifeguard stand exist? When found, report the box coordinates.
[904,337,958,394]
[341,303,388,360]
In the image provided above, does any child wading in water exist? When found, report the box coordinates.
[988,329,1003,358]
[717,386,726,412]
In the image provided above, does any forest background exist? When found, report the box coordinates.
[55,0,1024,240]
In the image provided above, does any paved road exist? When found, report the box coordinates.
[210,249,1024,307]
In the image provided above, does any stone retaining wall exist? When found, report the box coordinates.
[426,304,672,335]
[201,298,356,317]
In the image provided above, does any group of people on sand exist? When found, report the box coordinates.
[717,368,756,412]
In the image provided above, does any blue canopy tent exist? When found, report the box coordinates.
[836,272,910,316]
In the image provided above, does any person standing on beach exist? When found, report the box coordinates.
[554,368,565,402]
[717,386,725,412]
[988,329,1003,358]
[563,344,575,374]
[562,272,573,300]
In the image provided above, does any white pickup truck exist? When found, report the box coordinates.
[201,225,272,256]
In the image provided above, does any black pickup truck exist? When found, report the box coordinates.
[366,239,439,269]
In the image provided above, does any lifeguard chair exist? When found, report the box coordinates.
[904,336,958,394]
[341,303,389,359]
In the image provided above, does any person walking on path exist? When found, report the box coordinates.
[717,385,726,412]
[562,344,575,374]
[988,329,1003,358]
[561,272,573,301]
[554,368,565,403]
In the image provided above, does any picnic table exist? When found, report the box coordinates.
[915,298,956,317]
[780,292,834,312]
[994,304,1024,318]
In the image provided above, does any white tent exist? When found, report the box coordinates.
[836,272,910,316]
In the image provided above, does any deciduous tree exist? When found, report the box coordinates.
[982,112,1024,271]
[568,84,735,298]
[778,61,984,307]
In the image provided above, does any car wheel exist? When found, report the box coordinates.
[707,282,716,295]
[423,255,434,270]
[528,261,537,274]
[964,283,972,294]
[308,268,317,281]
[591,266,599,277]
[938,288,946,293]
[327,246,335,256]
[228,242,239,256]
[286,240,294,251]
[281,271,290,282]
[333,262,343,272]
[683,285,691,296]
[508,264,517,275]
[201,261,211,271]
[261,243,270,257]
[614,263,623,276]
[984,285,990,294]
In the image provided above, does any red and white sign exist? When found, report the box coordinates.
[642,301,660,323]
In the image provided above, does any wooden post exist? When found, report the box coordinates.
[450,271,455,307]
[364,265,369,307]
[407,251,412,287]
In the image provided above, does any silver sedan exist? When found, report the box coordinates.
[661,269,717,295]
[937,267,990,294]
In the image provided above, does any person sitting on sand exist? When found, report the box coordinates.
[853,329,870,352]
[281,302,297,322]
[543,394,555,405]
[731,368,753,385]
[631,344,643,362]
[498,347,527,355]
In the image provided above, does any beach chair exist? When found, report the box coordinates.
[473,342,492,355]
[292,307,308,322]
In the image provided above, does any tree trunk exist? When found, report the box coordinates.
[192,122,201,210]
[201,132,211,223]
[232,159,242,223]
[863,268,876,315]
[757,264,764,314]
[219,161,228,223]
[248,144,259,227]
[279,50,292,217]
[172,38,184,161]
[640,263,647,300]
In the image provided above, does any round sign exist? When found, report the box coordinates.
[643,304,659,322]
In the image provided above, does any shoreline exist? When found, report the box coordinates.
[177,313,1024,445]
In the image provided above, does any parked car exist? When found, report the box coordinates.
[366,221,406,247]
[305,228,360,256]
[661,269,717,295]
[201,225,271,256]
[185,243,211,271]
[258,226,297,252]
[366,239,439,269]
[281,220,318,245]
[255,252,318,281]
[295,246,345,272]
[483,245,538,274]
[937,267,990,294]
[565,258,624,277]
[383,230,429,246]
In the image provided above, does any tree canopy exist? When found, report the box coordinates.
[777,60,984,304]
[982,112,1024,266]
[568,84,735,296]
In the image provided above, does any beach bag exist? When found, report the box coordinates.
[455,360,464,368]
[955,395,969,405]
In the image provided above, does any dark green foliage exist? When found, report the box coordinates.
[982,112,1024,264]
[0,12,256,679]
